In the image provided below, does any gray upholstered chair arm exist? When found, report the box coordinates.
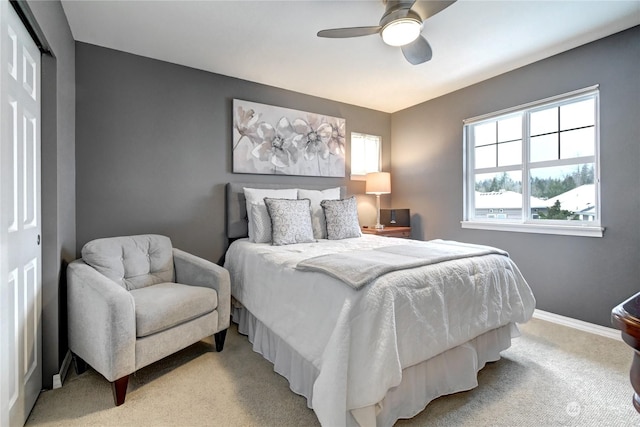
[67,259,136,381]
[173,248,231,330]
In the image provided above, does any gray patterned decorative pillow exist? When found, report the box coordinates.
[264,198,315,246]
[243,187,297,242]
[321,196,362,240]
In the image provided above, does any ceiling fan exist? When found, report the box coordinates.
[317,0,456,65]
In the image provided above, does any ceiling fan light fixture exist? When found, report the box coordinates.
[381,18,421,47]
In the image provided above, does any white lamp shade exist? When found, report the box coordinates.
[366,172,391,195]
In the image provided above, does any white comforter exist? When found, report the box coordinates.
[224,235,536,426]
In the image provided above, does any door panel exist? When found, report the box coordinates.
[1,1,42,425]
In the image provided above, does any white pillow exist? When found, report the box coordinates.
[264,198,315,246]
[243,187,297,242]
[250,203,272,243]
[321,196,362,240]
[298,187,341,239]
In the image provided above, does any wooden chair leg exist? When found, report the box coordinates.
[111,375,129,406]
[214,329,227,352]
[72,354,88,375]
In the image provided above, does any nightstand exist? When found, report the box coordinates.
[361,226,411,239]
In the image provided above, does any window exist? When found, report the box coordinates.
[462,86,603,237]
[351,132,381,180]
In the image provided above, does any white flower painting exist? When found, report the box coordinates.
[233,99,346,177]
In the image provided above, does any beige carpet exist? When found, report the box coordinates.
[26,318,638,426]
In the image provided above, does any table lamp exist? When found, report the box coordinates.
[366,172,391,229]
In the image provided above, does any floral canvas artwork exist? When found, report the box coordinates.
[233,99,346,177]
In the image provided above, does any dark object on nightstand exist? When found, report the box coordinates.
[380,209,410,227]
[611,292,640,413]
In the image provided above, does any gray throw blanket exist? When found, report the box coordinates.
[296,240,508,290]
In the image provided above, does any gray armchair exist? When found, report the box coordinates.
[66,234,230,406]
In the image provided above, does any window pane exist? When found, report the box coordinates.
[474,122,496,147]
[530,134,558,162]
[560,98,595,130]
[498,140,521,167]
[351,135,365,175]
[498,116,521,142]
[560,127,595,159]
[530,107,558,136]
[363,137,380,173]
[530,164,596,221]
[475,145,496,169]
[474,171,523,220]
[464,89,599,230]
[351,133,380,176]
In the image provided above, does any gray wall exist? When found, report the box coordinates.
[391,26,640,327]
[75,42,391,264]
[25,0,76,389]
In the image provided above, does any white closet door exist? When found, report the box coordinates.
[0,0,42,425]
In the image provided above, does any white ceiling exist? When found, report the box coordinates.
[61,0,640,113]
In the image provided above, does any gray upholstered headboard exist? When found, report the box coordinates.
[226,182,347,239]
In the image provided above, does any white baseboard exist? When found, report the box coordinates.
[533,309,622,342]
[52,350,72,389]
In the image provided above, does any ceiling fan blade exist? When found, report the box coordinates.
[317,26,381,39]
[401,35,432,65]
[410,0,456,22]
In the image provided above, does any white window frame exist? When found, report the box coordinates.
[350,132,381,181]
[462,85,604,237]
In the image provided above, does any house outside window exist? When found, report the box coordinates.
[351,132,381,180]
[462,86,603,237]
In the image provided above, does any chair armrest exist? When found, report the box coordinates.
[173,248,231,331]
[66,259,136,381]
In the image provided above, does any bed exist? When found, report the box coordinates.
[223,183,536,427]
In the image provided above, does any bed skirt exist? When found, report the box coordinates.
[232,306,518,427]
